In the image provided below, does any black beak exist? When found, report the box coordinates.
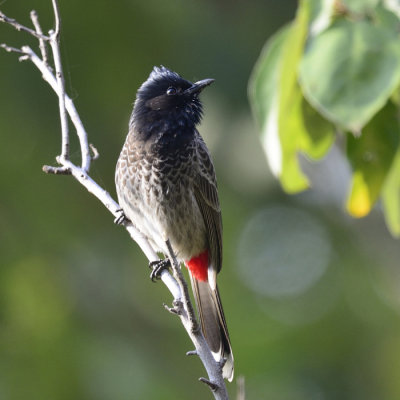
[185,78,215,95]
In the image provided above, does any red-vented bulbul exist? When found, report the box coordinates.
[115,66,233,381]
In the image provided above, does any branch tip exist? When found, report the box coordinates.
[186,350,198,356]
[1,43,24,54]
[199,377,219,392]
[163,303,179,315]
[163,300,184,315]
[51,0,61,37]
[90,143,100,160]
[30,9,49,64]
[42,165,71,175]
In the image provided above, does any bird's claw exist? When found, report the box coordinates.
[149,258,171,282]
[114,208,130,225]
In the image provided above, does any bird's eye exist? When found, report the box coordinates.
[166,86,177,95]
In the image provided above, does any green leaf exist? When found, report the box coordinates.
[249,23,309,193]
[382,148,400,236]
[278,0,312,192]
[391,85,400,106]
[249,26,290,138]
[308,0,335,37]
[341,0,380,14]
[249,0,335,193]
[374,4,400,32]
[278,88,311,193]
[346,102,400,217]
[299,19,400,133]
[300,98,335,159]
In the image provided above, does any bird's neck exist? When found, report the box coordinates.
[131,110,196,144]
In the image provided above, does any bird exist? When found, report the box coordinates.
[115,66,233,381]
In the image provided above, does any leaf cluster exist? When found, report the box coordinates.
[249,0,400,236]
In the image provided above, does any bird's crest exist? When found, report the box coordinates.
[149,65,182,82]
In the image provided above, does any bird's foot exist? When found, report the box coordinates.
[114,208,130,225]
[149,258,171,282]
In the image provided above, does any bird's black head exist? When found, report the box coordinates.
[130,66,214,134]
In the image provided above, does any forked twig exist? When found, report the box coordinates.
[0,10,49,40]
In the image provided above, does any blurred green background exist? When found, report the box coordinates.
[1,1,400,399]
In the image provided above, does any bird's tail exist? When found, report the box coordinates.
[189,273,234,381]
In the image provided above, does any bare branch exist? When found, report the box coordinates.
[48,2,69,163]
[51,0,61,37]
[19,46,91,171]
[165,240,229,398]
[166,239,199,330]
[30,10,49,66]
[1,4,230,399]
[0,43,25,54]
[0,5,89,172]
[0,10,49,40]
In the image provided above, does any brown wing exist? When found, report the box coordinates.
[193,132,223,276]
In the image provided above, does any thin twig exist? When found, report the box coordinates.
[42,165,71,175]
[51,32,70,163]
[165,240,229,399]
[30,10,49,66]
[48,1,69,163]
[163,302,181,315]
[0,43,25,54]
[165,239,199,331]
[89,143,100,160]
[0,10,49,40]
[51,0,61,37]
[19,46,90,172]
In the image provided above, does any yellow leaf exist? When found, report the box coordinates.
[347,172,372,218]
